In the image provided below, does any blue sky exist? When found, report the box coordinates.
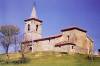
[0,0,100,51]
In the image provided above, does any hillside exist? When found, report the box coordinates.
[0,52,100,66]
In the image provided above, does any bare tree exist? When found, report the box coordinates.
[0,25,19,63]
[13,32,19,52]
[19,34,26,59]
[88,40,94,62]
[16,34,27,63]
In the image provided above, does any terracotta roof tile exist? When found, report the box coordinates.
[21,41,32,44]
[55,41,76,47]
[34,35,62,42]
[61,27,87,32]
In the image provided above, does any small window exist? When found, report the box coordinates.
[49,39,50,42]
[28,24,30,31]
[72,46,74,49]
[67,35,69,41]
[29,47,32,51]
[36,25,38,31]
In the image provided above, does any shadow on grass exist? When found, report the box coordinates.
[11,57,31,64]
[0,57,31,64]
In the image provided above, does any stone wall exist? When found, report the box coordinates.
[32,28,93,54]
[61,29,93,54]
[24,20,42,41]
[33,36,62,52]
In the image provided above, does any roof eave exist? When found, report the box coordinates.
[61,27,87,33]
[24,18,43,23]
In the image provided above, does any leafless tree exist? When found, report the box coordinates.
[13,33,19,52]
[87,40,94,62]
[0,25,19,63]
[17,34,26,63]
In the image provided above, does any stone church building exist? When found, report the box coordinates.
[22,6,93,54]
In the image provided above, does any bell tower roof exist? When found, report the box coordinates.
[24,2,42,23]
[30,3,38,18]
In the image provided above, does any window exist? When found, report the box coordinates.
[28,24,30,31]
[29,47,32,51]
[49,39,50,42]
[72,46,74,49]
[67,35,69,41]
[36,25,38,31]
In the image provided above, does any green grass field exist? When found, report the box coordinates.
[0,52,100,66]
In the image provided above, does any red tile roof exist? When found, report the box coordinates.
[55,42,76,47]
[21,35,62,44]
[24,18,42,23]
[34,35,62,42]
[21,41,32,44]
[61,27,87,32]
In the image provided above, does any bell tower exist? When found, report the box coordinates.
[24,5,42,41]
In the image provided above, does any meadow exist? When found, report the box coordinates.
[0,52,99,66]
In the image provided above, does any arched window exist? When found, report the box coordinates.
[29,47,32,51]
[28,24,30,31]
[67,35,69,41]
[72,46,74,49]
[36,25,38,31]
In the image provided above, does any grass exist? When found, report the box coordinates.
[0,52,100,66]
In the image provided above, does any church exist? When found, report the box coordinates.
[22,5,93,54]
